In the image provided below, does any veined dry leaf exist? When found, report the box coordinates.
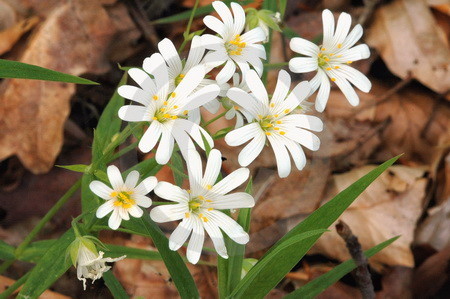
[415,198,450,250]
[307,165,427,270]
[366,0,450,94]
[0,0,116,174]
[0,16,39,55]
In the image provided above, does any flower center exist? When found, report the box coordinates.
[186,195,213,222]
[111,191,135,209]
[151,93,188,123]
[257,115,285,136]
[226,34,246,56]
[174,73,185,86]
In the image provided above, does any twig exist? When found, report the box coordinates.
[127,0,160,47]
[336,220,375,299]
[358,0,382,27]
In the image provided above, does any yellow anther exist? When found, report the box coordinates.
[185,212,190,218]
[326,67,332,71]
[234,106,239,110]
[334,66,340,69]
[187,189,191,193]
[318,52,323,57]
[276,120,282,124]
[331,78,336,82]
[111,191,118,197]
[113,201,122,206]
[160,107,166,112]
[321,48,326,51]
[325,57,330,62]
[330,53,334,56]
[152,117,157,120]
[206,199,212,203]
[179,74,185,78]
[258,115,263,119]
[171,115,178,119]
[274,127,280,130]
[284,109,290,113]
[347,61,353,64]
[163,113,170,118]
[279,131,286,135]
[123,203,132,209]
[198,196,204,200]
[152,95,158,100]
[183,110,188,115]
[337,55,342,58]
[207,208,213,211]
[202,217,208,222]
[163,101,168,105]
[206,184,212,190]
[274,114,279,118]
[173,105,178,109]
[337,43,342,48]
[265,132,271,136]
[171,92,176,98]
[270,103,275,107]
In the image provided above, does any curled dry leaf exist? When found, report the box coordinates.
[307,165,427,270]
[0,0,117,174]
[366,0,450,95]
[0,16,39,55]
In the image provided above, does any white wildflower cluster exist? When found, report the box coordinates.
[80,1,371,286]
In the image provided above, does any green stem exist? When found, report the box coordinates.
[152,201,177,206]
[0,271,31,299]
[178,0,200,53]
[167,162,189,179]
[203,111,227,127]
[108,140,139,162]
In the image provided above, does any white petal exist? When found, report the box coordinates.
[204,15,227,38]
[271,70,291,105]
[322,9,335,44]
[337,44,370,62]
[174,119,214,154]
[155,125,174,165]
[210,192,255,209]
[284,138,307,171]
[315,70,331,112]
[333,76,360,106]
[135,176,158,195]
[216,60,236,84]
[201,34,225,52]
[225,122,261,146]
[238,130,265,167]
[241,27,265,44]
[226,87,262,117]
[183,84,220,111]
[246,44,266,59]
[128,68,156,94]
[143,53,169,99]
[108,209,122,230]
[154,181,189,203]
[290,37,320,57]
[118,105,148,122]
[107,165,124,190]
[308,71,322,96]
[203,98,221,114]
[128,205,144,218]
[186,149,203,194]
[158,38,183,77]
[285,128,321,151]
[89,181,113,199]
[267,135,291,178]
[139,121,162,153]
[244,53,264,77]
[202,149,222,187]
[169,217,194,251]
[118,207,129,221]
[118,85,151,106]
[134,194,152,208]
[231,2,245,35]
[186,218,205,264]
[207,210,249,244]
[188,108,201,124]
[184,36,206,71]
[212,168,249,195]
[203,220,228,258]
[245,70,268,106]
[338,65,372,93]
[213,1,233,28]
[281,115,323,132]
[96,200,114,218]
[342,24,363,50]
[330,12,351,48]
[289,57,318,73]
[150,204,186,223]
[124,170,139,189]
[173,65,206,102]
[278,81,311,114]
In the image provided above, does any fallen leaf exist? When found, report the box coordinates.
[0,1,16,30]
[376,266,413,299]
[0,0,117,173]
[0,16,39,56]
[0,275,71,298]
[366,0,450,94]
[306,165,427,270]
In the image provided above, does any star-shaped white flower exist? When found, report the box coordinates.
[90,165,157,230]
[157,37,221,121]
[201,1,266,84]
[220,73,253,128]
[118,53,220,164]
[150,149,254,264]
[224,70,323,178]
[289,9,371,112]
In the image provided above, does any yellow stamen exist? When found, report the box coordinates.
[334,66,340,69]
[274,127,279,130]
[202,217,208,222]
[152,95,158,100]
[173,105,178,109]
[347,61,353,64]
[258,115,263,119]
[330,53,334,56]
[274,114,279,118]
[321,48,326,51]
[163,101,168,105]
[152,117,157,120]
[171,115,178,119]
[279,131,286,135]
[337,43,342,48]
[198,213,203,218]
[206,184,212,190]
[163,113,170,118]
[206,199,213,203]
[270,103,275,107]
[187,189,191,193]
[198,196,204,200]
[331,78,336,82]
[276,120,282,124]
[111,191,118,197]
[185,212,190,218]
[325,57,330,62]
[171,92,176,98]
[265,132,271,136]
[207,208,213,211]
[234,106,239,110]
[183,110,188,115]
[284,109,290,113]
[326,67,332,71]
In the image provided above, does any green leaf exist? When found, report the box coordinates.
[56,164,89,173]
[19,240,55,263]
[18,229,74,298]
[0,240,15,260]
[228,155,401,298]
[124,157,162,178]
[278,0,287,18]
[92,73,127,163]
[170,150,185,187]
[152,0,253,24]
[81,172,98,224]
[0,59,98,85]
[122,214,199,298]
[285,236,400,299]
[281,26,299,39]
[105,244,162,260]
[103,271,129,299]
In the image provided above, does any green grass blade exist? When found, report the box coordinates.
[285,236,400,299]
[0,241,15,260]
[229,155,401,298]
[103,271,129,299]
[0,59,98,85]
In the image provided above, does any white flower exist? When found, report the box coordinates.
[220,73,253,128]
[157,37,221,121]
[90,165,157,230]
[224,70,323,178]
[201,1,266,84]
[70,236,125,290]
[289,9,371,112]
[117,53,220,164]
[150,149,254,264]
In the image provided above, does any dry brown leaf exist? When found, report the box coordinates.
[0,275,71,298]
[306,165,427,270]
[0,0,16,30]
[0,0,117,174]
[415,198,450,250]
[0,16,39,55]
[366,0,450,94]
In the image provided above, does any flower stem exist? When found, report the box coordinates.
[178,0,200,53]
[203,111,227,127]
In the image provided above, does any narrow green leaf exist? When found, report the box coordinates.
[278,0,287,18]
[105,244,162,260]
[81,172,98,224]
[170,150,185,187]
[122,214,199,298]
[124,157,162,178]
[19,240,55,263]
[92,73,127,162]
[56,164,89,173]
[229,155,401,298]
[285,236,400,299]
[0,241,15,260]
[103,271,129,299]
[18,230,74,298]
[0,59,98,85]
